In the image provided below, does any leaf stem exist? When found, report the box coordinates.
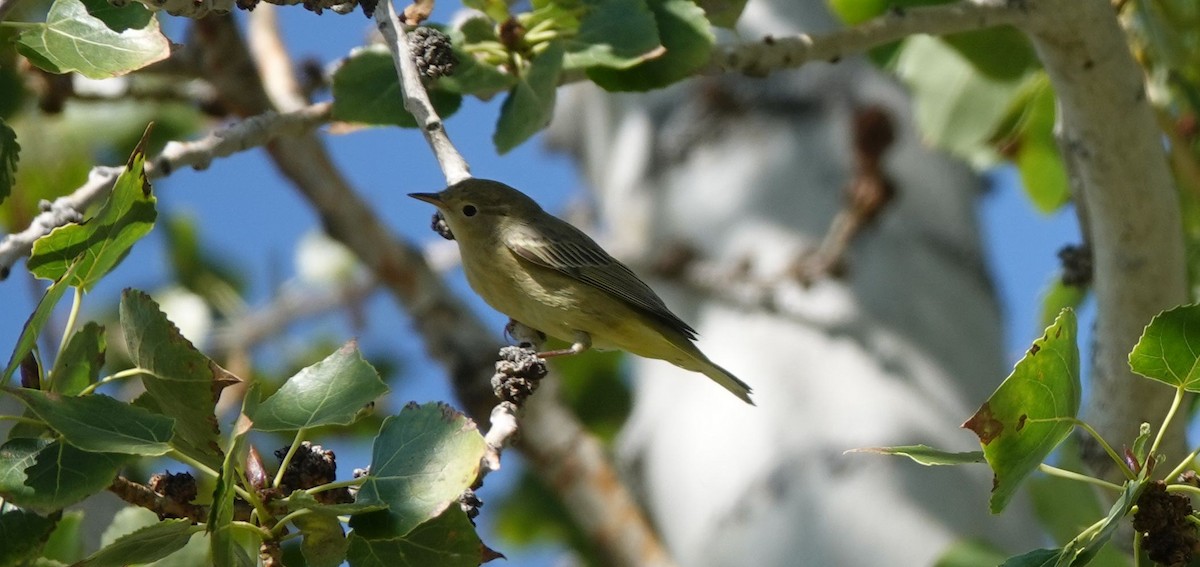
[237,467,273,527]
[79,367,149,396]
[0,414,44,426]
[1163,446,1200,483]
[170,450,254,503]
[1038,463,1124,492]
[1146,386,1186,477]
[0,21,39,29]
[271,508,311,536]
[1072,419,1137,480]
[273,428,307,488]
[305,476,366,495]
[57,287,83,360]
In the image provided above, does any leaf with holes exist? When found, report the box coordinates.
[963,308,1080,513]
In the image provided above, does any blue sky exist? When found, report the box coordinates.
[0,3,1091,561]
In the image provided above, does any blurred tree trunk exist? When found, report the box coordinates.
[547,1,1043,563]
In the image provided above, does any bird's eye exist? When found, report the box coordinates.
[462,205,478,217]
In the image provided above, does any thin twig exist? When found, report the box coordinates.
[375,0,471,184]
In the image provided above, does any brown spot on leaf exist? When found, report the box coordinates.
[1029,344,1040,356]
[963,402,1004,444]
[1016,414,1027,431]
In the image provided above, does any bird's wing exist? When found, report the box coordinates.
[504,219,698,340]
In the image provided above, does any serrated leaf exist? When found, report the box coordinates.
[563,0,662,70]
[295,510,348,567]
[347,509,498,567]
[0,117,17,205]
[587,0,713,91]
[9,389,174,455]
[49,322,105,395]
[81,519,202,567]
[0,438,130,514]
[2,261,80,383]
[494,42,564,154]
[251,341,388,431]
[349,403,486,539]
[847,445,984,466]
[27,129,156,289]
[963,309,1080,513]
[14,0,168,79]
[331,46,463,128]
[1129,303,1200,390]
[121,289,236,470]
[0,502,58,565]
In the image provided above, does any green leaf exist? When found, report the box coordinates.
[0,438,130,514]
[494,41,565,154]
[941,26,1037,82]
[349,403,486,539]
[9,389,174,456]
[83,519,203,567]
[250,341,389,431]
[331,46,463,128]
[932,539,1007,567]
[27,130,157,289]
[846,445,985,466]
[208,397,254,567]
[0,502,58,566]
[294,510,349,567]
[2,261,80,383]
[14,0,169,78]
[98,506,211,566]
[1007,76,1069,213]
[999,548,1060,567]
[462,0,509,22]
[347,509,498,567]
[587,0,713,91]
[42,510,85,563]
[49,322,105,395]
[563,0,662,70]
[695,0,746,28]
[1057,480,1143,566]
[1028,442,1129,567]
[0,117,17,205]
[963,309,1081,513]
[894,35,1027,163]
[121,289,235,470]
[1129,303,1200,390]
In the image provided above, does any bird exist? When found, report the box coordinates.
[409,178,754,404]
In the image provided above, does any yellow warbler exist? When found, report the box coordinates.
[410,178,753,404]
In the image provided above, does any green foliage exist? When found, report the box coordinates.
[0,438,130,514]
[0,502,59,565]
[346,509,498,567]
[331,46,463,128]
[48,322,105,395]
[848,445,984,466]
[26,131,157,290]
[991,74,1070,213]
[250,341,389,431]
[495,42,565,153]
[42,510,85,563]
[2,261,79,382]
[1128,303,1200,390]
[0,117,16,206]
[350,402,487,539]
[8,389,175,455]
[561,0,662,70]
[1039,279,1087,332]
[587,0,714,91]
[964,309,1080,513]
[121,289,234,469]
[15,0,169,78]
[82,518,204,566]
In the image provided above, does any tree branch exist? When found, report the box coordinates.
[375,0,471,184]
[708,0,1030,77]
[0,102,332,280]
[1023,0,1189,475]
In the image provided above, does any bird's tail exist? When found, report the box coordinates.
[697,359,754,405]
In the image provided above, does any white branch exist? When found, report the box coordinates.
[375,0,471,184]
[709,0,1029,76]
[0,102,332,279]
[1024,0,1189,473]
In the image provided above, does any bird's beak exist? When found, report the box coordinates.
[408,192,444,207]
